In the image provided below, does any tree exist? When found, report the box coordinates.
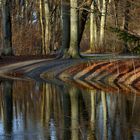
[90,0,97,52]
[78,0,93,46]
[44,0,51,54]
[60,0,70,57]
[122,0,131,53]
[1,0,13,56]
[39,0,45,55]
[67,0,80,58]
[99,0,108,47]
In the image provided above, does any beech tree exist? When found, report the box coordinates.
[61,0,93,58]
[67,0,79,58]
[99,0,108,47]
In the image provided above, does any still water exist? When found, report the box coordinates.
[0,79,140,140]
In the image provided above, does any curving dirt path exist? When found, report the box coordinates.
[1,54,140,95]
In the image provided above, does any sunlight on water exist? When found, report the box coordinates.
[0,79,140,140]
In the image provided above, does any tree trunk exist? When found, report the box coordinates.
[68,0,80,58]
[122,0,130,53]
[90,1,97,52]
[1,0,13,56]
[99,0,107,47]
[39,0,45,55]
[90,1,95,51]
[44,0,51,54]
[113,0,119,27]
[78,0,92,46]
[60,1,70,57]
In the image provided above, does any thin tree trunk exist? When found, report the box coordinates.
[90,1,95,52]
[122,0,130,53]
[39,0,45,55]
[113,0,119,27]
[44,0,51,54]
[101,91,108,140]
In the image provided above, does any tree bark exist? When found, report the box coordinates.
[39,0,45,55]
[60,1,70,57]
[90,1,97,52]
[44,0,51,54]
[99,0,107,47]
[68,0,80,58]
[1,0,13,56]
[78,0,92,46]
[122,0,131,53]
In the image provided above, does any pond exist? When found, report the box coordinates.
[0,79,140,140]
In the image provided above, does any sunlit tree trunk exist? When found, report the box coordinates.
[44,0,51,54]
[44,0,50,54]
[99,0,107,47]
[68,0,80,58]
[90,1,94,52]
[39,0,45,55]
[90,1,97,52]
[1,0,13,56]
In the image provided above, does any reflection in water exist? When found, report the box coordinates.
[0,79,140,139]
[3,80,13,135]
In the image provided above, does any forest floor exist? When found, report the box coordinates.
[0,55,56,67]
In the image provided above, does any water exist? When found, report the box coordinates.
[0,79,140,140]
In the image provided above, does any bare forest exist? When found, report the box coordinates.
[0,0,140,57]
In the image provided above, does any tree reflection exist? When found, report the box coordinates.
[0,80,139,139]
[2,80,13,135]
[101,91,108,140]
[69,87,80,140]
[87,90,96,140]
